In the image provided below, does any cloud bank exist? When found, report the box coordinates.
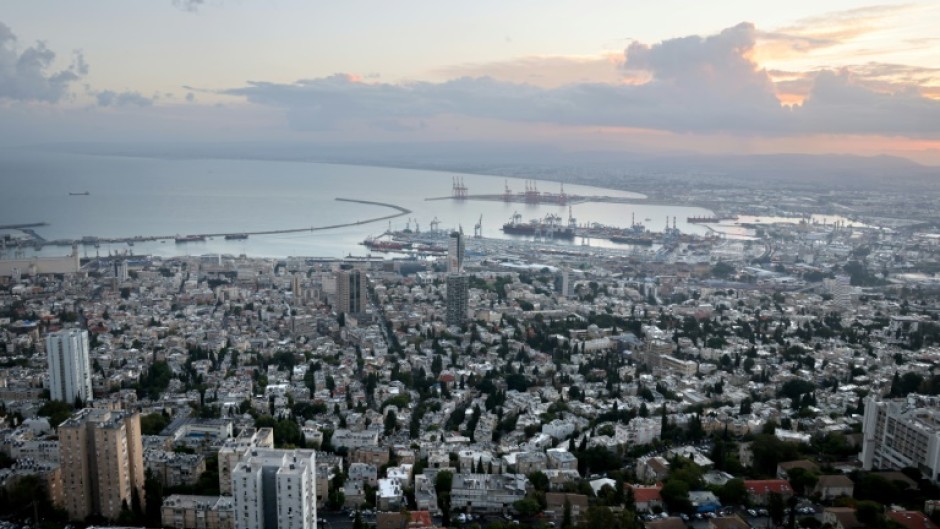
[223,22,940,138]
[0,22,86,103]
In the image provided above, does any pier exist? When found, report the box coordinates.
[3,198,411,249]
[425,193,671,207]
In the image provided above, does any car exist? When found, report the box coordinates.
[680,514,689,521]
[694,513,704,520]
[706,512,717,518]
[759,509,769,517]
[747,509,758,517]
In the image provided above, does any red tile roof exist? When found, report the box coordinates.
[887,511,938,529]
[629,485,663,503]
[743,479,793,495]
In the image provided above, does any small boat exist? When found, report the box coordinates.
[69,191,90,196]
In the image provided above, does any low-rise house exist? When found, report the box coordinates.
[545,492,588,524]
[161,494,234,529]
[628,484,664,513]
[813,475,854,500]
[823,507,863,529]
[743,479,793,505]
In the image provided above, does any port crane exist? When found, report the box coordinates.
[474,215,482,238]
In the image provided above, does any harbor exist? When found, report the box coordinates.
[0,198,412,251]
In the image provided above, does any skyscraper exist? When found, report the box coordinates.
[446,274,469,326]
[448,230,465,273]
[232,448,317,529]
[59,408,146,521]
[335,265,368,315]
[46,329,93,404]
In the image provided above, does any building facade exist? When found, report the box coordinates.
[232,448,317,529]
[861,395,940,482]
[58,408,146,521]
[446,275,469,326]
[448,230,465,273]
[46,329,93,404]
[336,266,368,315]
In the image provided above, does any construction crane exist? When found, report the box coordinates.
[474,215,482,238]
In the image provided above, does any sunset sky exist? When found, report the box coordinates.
[2,1,940,162]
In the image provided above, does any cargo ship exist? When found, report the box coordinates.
[175,235,206,243]
[225,233,249,240]
[609,234,654,246]
[69,191,90,196]
[501,213,575,239]
[361,236,409,252]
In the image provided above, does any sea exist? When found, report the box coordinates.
[0,151,717,259]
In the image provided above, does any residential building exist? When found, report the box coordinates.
[861,395,940,482]
[450,473,528,513]
[218,427,275,494]
[336,266,368,315]
[446,275,469,326]
[813,475,854,500]
[231,448,317,529]
[46,329,93,404]
[448,230,465,273]
[58,408,146,521]
[162,495,235,529]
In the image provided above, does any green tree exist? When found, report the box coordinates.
[768,492,785,527]
[435,470,453,526]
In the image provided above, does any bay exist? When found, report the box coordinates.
[0,152,714,258]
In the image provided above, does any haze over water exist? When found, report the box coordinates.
[0,151,716,258]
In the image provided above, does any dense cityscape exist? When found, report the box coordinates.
[3,183,940,529]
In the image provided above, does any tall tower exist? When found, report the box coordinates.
[292,274,303,301]
[59,409,145,521]
[446,274,469,326]
[46,329,93,405]
[448,230,465,273]
[232,449,317,529]
[335,266,367,315]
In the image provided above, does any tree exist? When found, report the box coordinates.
[384,410,398,436]
[717,478,748,507]
[768,492,785,527]
[513,497,541,518]
[435,470,453,526]
[562,498,573,529]
[786,468,818,496]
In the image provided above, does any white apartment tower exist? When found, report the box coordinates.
[861,394,940,482]
[232,448,317,529]
[46,329,93,404]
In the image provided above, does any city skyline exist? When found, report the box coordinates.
[2,1,940,163]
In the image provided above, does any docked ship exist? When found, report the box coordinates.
[501,212,575,239]
[225,233,249,240]
[175,235,206,243]
[361,236,409,252]
[609,217,654,246]
[609,234,654,246]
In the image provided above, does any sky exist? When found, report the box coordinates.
[2,1,940,163]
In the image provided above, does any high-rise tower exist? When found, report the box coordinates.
[46,329,93,404]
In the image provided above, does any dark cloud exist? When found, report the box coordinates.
[222,23,940,138]
[95,90,154,107]
[0,21,87,103]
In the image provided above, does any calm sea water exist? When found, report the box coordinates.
[0,152,714,258]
